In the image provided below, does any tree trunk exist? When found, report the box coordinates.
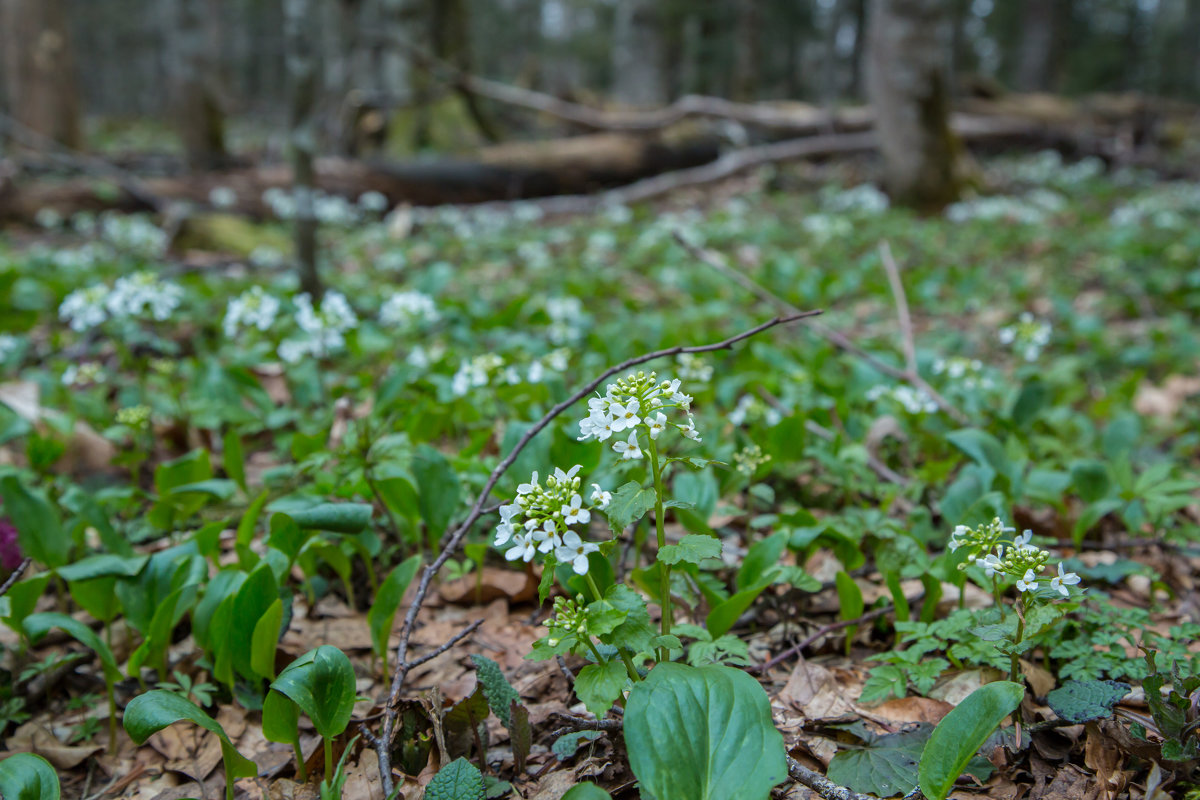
[163,0,228,170]
[284,0,323,299]
[1014,0,1059,92]
[732,0,760,101]
[611,0,667,106]
[0,0,82,149]
[865,0,960,211]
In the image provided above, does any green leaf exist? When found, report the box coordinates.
[24,612,121,684]
[413,445,461,540]
[1008,379,1046,428]
[269,646,357,739]
[0,475,70,567]
[57,553,148,582]
[560,783,612,800]
[261,687,301,748]
[1070,460,1112,503]
[229,564,279,681]
[68,576,120,623]
[574,660,627,718]
[287,503,373,533]
[237,491,270,548]
[170,479,238,501]
[835,571,864,656]
[1046,680,1129,724]
[0,753,60,800]
[128,584,200,679]
[251,598,284,680]
[946,429,1012,487]
[1101,412,1141,462]
[123,690,257,787]
[600,584,655,654]
[510,700,532,773]
[918,681,1024,800]
[658,534,721,566]
[705,581,771,639]
[470,654,521,729]
[625,663,786,800]
[827,725,928,797]
[552,731,604,762]
[423,757,484,800]
[859,665,908,705]
[737,532,788,592]
[223,430,247,492]
[605,481,656,535]
[368,555,422,662]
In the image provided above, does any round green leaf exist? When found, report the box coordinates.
[0,753,60,800]
[625,663,787,800]
[1046,680,1129,724]
[561,783,613,800]
[269,645,356,739]
[286,503,373,533]
[423,757,483,800]
[24,612,121,684]
[123,690,257,780]
[918,681,1024,800]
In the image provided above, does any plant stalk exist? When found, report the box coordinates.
[646,438,671,663]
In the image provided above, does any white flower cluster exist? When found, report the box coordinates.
[944,190,1064,225]
[733,443,771,476]
[59,271,184,332]
[263,188,362,226]
[35,208,63,229]
[577,371,700,460]
[998,312,1052,362]
[0,334,23,362]
[801,213,853,242]
[208,186,238,209]
[62,361,105,387]
[278,290,358,363]
[450,353,505,397]
[727,394,783,427]
[1003,151,1104,187]
[545,297,584,345]
[865,383,938,414]
[931,357,995,391]
[100,214,168,258]
[494,465,611,574]
[821,183,890,214]
[358,191,388,214]
[380,291,439,326]
[675,353,713,383]
[584,231,618,267]
[949,518,1081,596]
[1108,182,1200,230]
[517,240,553,271]
[223,286,281,338]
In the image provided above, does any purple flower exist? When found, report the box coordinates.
[0,516,21,570]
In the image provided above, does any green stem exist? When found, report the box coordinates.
[293,739,308,781]
[324,736,333,782]
[584,573,640,682]
[1010,598,1027,725]
[646,437,671,663]
[106,681,117,755]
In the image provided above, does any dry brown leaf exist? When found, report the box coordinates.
[282,613,373,654]
[927,668,1005,706]
[4,720,104,769]
[438,567,537,605]
[866,695,954,726]
[1022,658,1058,698]
[776,656,857,720]
[340,748,386,800]
[0,380,116,472]
[1133,374,1200,420]
[1083,722,1128,800]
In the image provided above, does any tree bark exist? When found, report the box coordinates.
[0,0,82,149]
[284,0,323,299]
[611,0,667,106]
[865,0,960,211]
[1015,0,1061,92]
[163,0,228,170]
[732,0,760,101]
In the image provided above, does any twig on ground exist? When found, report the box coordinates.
[548,711,624,739]
[789,756,880,800]
[404,619,484,671]
[0,557,33,598]
[372,310,823,795]
[754,600,914,674]
[879,241,917,375]
[556,655,575,687]
[675,231,968,425]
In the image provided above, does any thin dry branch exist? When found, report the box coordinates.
[0,557,32,598]
[753,599,918,674]
[789,756,882,800]
[879,241,917,375]
[372,310,823,795]
[674,231,968,425]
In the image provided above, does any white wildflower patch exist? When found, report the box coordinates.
[277,290,359,363]
[223,286,281,338]
[380,290,439,326]
[998,312,1052,361]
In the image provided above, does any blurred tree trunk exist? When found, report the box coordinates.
[432,0,500,142]
[1015,0,1065,92]
[284,0,322,299]
[849,0,868,98]
[0,0,82,149]
[732,0,760,101]
[612,0,666,106]
[866,0,960,210]
[163,0,228,169]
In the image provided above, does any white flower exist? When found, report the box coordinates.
[609,399,641,432]
[380,290,439,326]
[494,520,515,547]
[646,412,667,440]
[590,484,611,510]
[107,271,183,321]
[680,417,702,442]
[556,531,599,575]
[505,531,536,562]
[561,494,590,525]
[1049,563,1081,596]
[1015,569,1039,593]
[59,285,109,332]
[1013,530,1036,552]
[613,431,643,460]
[551,465,582,485]
[517,472,540,495]
[533,519,561,553]
[223,286,280,337]
[980,553,1003,578]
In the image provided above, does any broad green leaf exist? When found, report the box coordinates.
[261,689,301,750]
[552,731,603,762]
[413,445,461,540]
[269,646,356,739]
[736,532,788,592]
[561,783,612,800]
[68,576,120,623]
[1069,460,1111,503]
[1046,680,1129,724]
[658,533,721,565]
[599,584,655,654]
[24,612,120,684]
[0,475,70,567]
[1007,379,1046,428]
[470,654,521,729]
[267,512,310,562]
[170,479,238,501]
[230,564,279,681]
[835,572,864,656]
[918,681,1024,800]
[827,725,929,797]
[193,570,246,649]
[128,583,199,679]
[574,660,627,718]
[0,752,60,800]
[946,429,1013,488]
[287,503,373,533]
[1,574,52,635]
[625,663,786,800]
[1101,412,1140,461]
[123,690,257,795]
[368,555,421,663]
[604,481,656,535]
[705,580,771,639]
[223,430,247,492]
[251,598,284,680]
[237,490,269,548]
[60,487,132,556]
[57,553,148,582]
[423,757,483,800]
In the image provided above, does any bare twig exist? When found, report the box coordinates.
[674,231,968,425]
[555,655,575,687]
[789,756,880,800]
[372,310,822,795]
[879,241,916,375]
[0,557,32,598]
[403,619,484,671]
[754,600,914,674]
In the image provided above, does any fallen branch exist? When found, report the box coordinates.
[674,231,968,424]
[789,756,881,800]
[0,557,32,598]
[372,310,823,795]
[754,600,913,674]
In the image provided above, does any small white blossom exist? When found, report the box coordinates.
[647,412,667,440]
[505,531,536,562]
[556,531,599,575]
[380,290,439,326]
[980,553,1003,578]
[1049,563,1081,596]
[680,417,701,442]
[223,286,281,338]
[613,431,643,460]
[609,399,641,432]
[59,285,110,332]
[517,472,540,495]
[590,484,611,509]
[1015,569,1039,593]
[561,494,590,525]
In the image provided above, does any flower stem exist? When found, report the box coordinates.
[646,437,671,663]
[585,573,641,682]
